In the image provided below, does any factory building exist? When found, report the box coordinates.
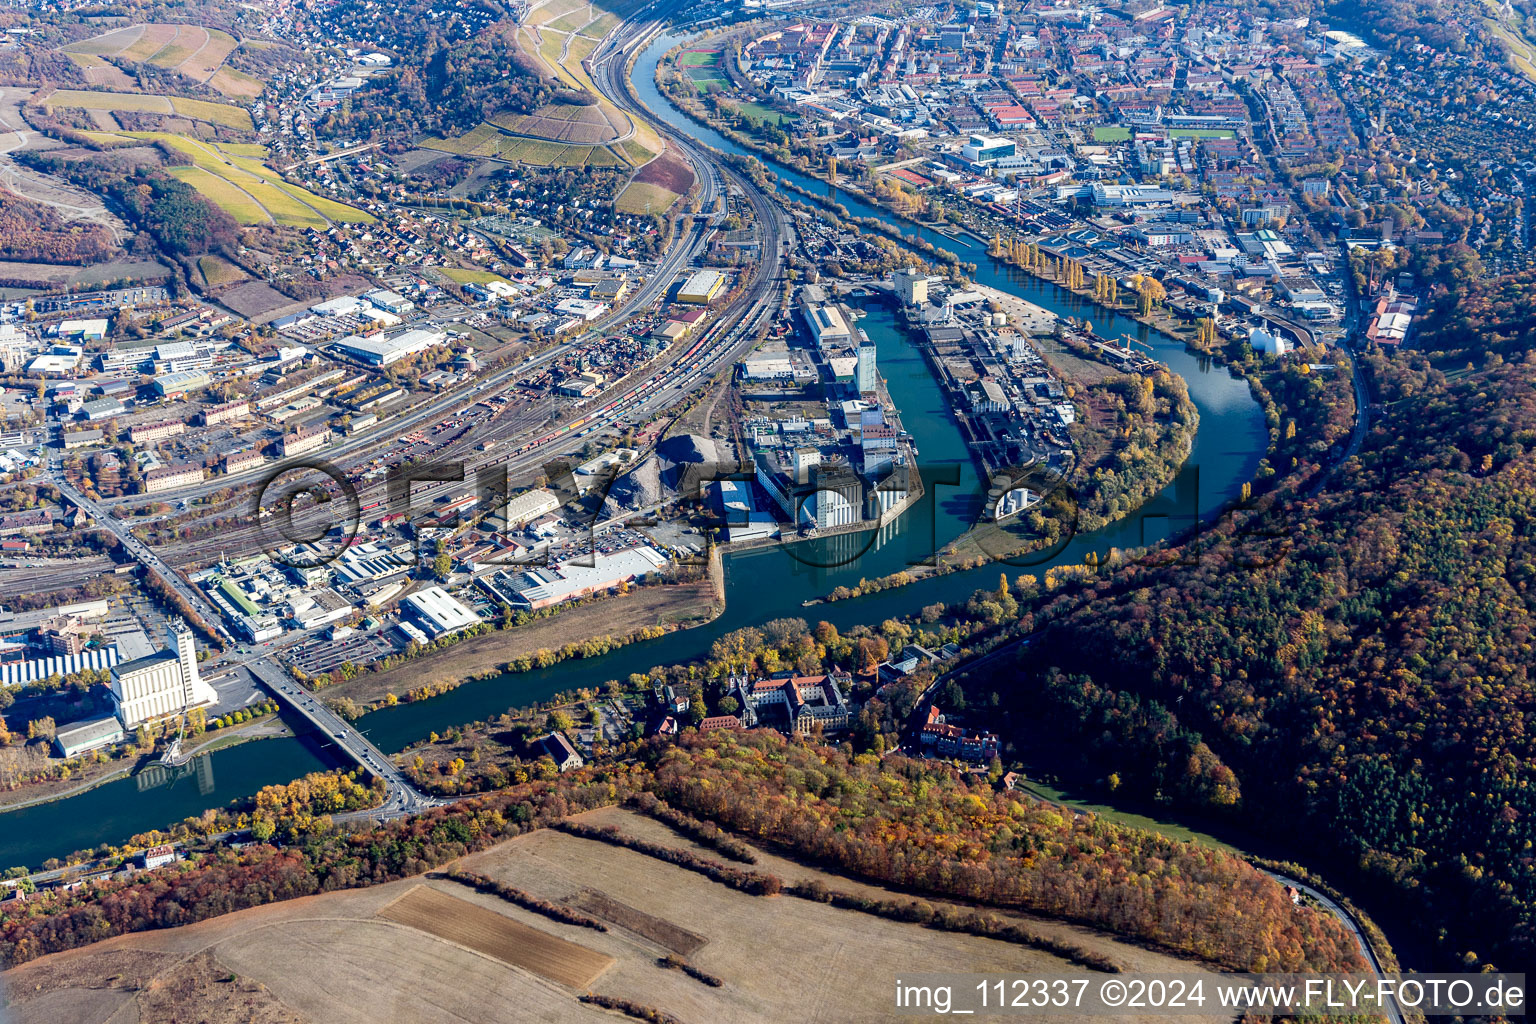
[109,620,218,729]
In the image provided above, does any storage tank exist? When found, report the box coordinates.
[993,311,1007,327]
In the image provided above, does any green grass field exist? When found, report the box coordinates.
[614,180,678,215]
[729,100,795,125]
[441,267,515,286]
[1168,127,1236,138]
[1012,778,1243,853]
[578,12,619,38]
[549,9,591,31]
[678,49,721,67]
[527,0,586,26]
[1092,125,1131,142]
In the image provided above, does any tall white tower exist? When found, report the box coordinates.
[110,618,218,728]
[856,339,877,394]
[168,619,201,710]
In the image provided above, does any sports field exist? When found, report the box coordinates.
[440,267,516,286]
[1168,127,1236,138]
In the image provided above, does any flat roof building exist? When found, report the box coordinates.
[154,369,211,398]
[486,545,668,611]
[403,586,482,637]
[53,713,127,758]
[500,488,561,529]
[677,270,726,304]
[333,328,447,367]
[804,305,851,351]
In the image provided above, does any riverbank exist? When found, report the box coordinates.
[0,716,292,816]
[320,573,723,715]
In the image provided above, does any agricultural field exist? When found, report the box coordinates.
[615,148,693,214]
[0,809,1222,1024]
[513,0,651,155]
[378,886,614,987]
[87,131,373,228]
[491,101,620,145]
[421,122,639,168]
[167,165,269,224]
[42,89,253,131]
[60,23,258,98]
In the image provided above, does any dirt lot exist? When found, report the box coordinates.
[218,280,303,322]
[328,579,720,707]
[632,148,694,193]
[571,888,706,955]
[0,810,1227,1024]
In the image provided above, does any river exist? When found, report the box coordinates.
[0,31,1267,871]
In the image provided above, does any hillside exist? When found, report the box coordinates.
[973,263,1536,971]
[0,733,1364,978]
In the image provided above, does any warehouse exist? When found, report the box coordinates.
[403,585,482,637]
[482,545,668,611]
[677,270,726,304]
[803,304,852,352]
[495,487,561,529]
[332,328,447,367]
[154,369,211,399]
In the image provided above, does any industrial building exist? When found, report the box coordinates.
[480,545,668,611]
[677,270,726,304]
[154,369,211,399]
[893,267,930,307]
[498,488,562,529]
[332,328,447,367]
[53,714,127,758]
[109,621,218,729]
[402,586,482,637]
[803,304,852,352]
[856,338,877,393]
